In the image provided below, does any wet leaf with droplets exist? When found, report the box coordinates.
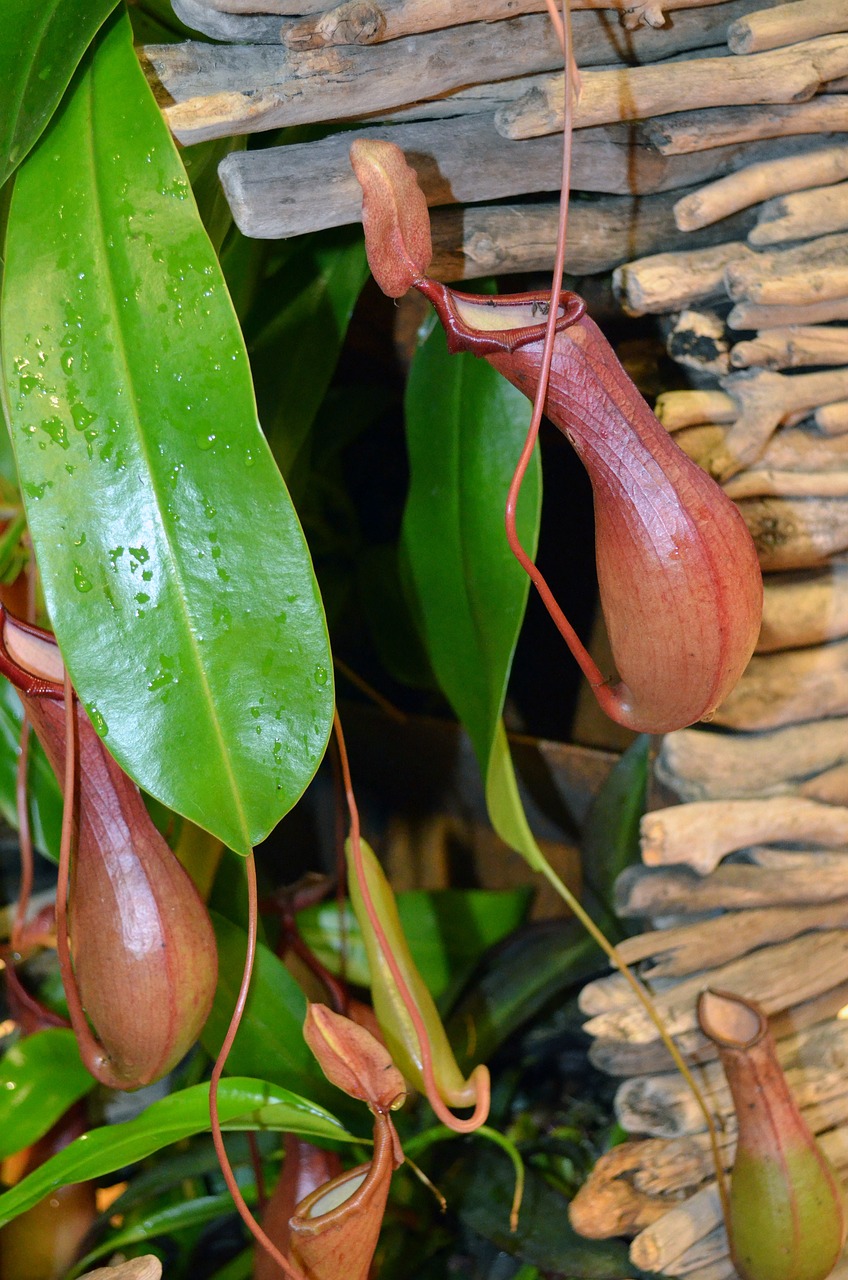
[0,12,332,853]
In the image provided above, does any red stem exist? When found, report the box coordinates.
[333,710,489,1134]
[11,716,33,956]
[209,850,308,1280]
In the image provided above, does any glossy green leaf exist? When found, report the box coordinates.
[1,12,332,853]
[0,1077,353,1228]
[0,0,120,186]
[69,1191,245,1277]
[0,677,64,861]
[0,1029,96,1161]
[201,913,338,1111]
[298,887,533,1000]
[446,921,601,1067]
[452,1148,663,1279]
[401,327,545,869]
[581,735,650,941]
[246,228,369,477]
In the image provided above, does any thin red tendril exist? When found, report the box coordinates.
[209,849,308,1280]
[503,0,622,716]
[11,716,33,956]
[333,710,489,1134]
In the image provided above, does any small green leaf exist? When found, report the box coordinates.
[298,887,533,1000]
[201,913,338,1111]
[0,1077,353,1228]
[581,735,650,941]
[0,678,64,861]
[0,0,120,185]
[0,1029,96,1161]
[1,12,333,852]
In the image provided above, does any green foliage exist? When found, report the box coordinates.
[0,679,63,860]
[0,1078,353,1227]
[0,1030,95,1160]
[0,0,120,186]
[1,11,332,852]
[581,734,650,941]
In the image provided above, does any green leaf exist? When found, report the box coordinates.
[581,735,650,941]
[0,678,64,861]
[452,1148,663,1279]
[0,0,120,186]
[201,913,338,1111]
[69,1191,245,1277]
[298,887,533,1000]
[0,1029,96,1161]
[0,1077,354,1228]
[246,229,369,477]
[401,327,547,870]
[446,921,601,1067]
[1,12,333,853]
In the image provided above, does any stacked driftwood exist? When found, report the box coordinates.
[149,0,848,1276]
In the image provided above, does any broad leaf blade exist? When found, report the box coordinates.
[401,327,542,862]
[1,13,333,852]
[0,0,120,186]
[581,735,650,941]
[0,1029,96,1161]
[0,1077,353,1227]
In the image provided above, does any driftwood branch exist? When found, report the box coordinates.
[615,241,753,315]
[674,144,848,231]
[712,639,848,731]
[728,0,848,54]
[819,401,848,434]
[640,796,848,873]
[656,714,848,802]
[495,36,848,138]
[730,325,848,369]
[750,179,848,245]
[728,295,848,329]
[677,423,848,480]
[665,309,730,375]
[643,96,848,155]
[725,230,848,305]
[616,860,848,915]
[739,494,848,571]
[218,119,796,240]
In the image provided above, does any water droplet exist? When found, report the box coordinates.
[244,448,255,467]
[71,403,96,432]
[135,592,150,604]
[128,545,150,564]
[196,432,216,451]
[73,564,93,593]
[88,707,109,737]
[39,417,69,450]
[314,665,328,686]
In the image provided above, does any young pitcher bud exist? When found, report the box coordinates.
[351,140,763,735]
[698,989,847,1280]
[0,607,218,1090]
[304,1003,406,1112]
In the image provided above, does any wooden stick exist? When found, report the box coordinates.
[217,118,794,240]
[677,424,848,475]
[723,469,848,499]
[818,401,848,434]
[725,231,848,306]
[665,309,730,376]
[750,179,848,246]
[428,194,755,281]
[739,494,848,571]
[729,296,848,329]
[674,143,848,231]
[630,1184,724,1271]
[640,797,848,874]
[656,714,848,801]
[616,898,848,978]
[195,0,743,15]
[495,35,848,139]
[730,325,848,369]
[616,860,848,915]
[728,0,848,54]
[712,639,848,731]
[614,241,754,316]
[569,1139,702,1240]
[654,387,738,429]
[644,97,848,155]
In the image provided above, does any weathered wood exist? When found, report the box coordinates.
[730,325,848,369]
[724,469,848,499]
[716,366,848,477]
[495,35,848,139]
[616,899,848,978]
[818,401,848,434]
[728,295,848,328]
[630,1184,724,1272]
[666,309,731,375]
[750,180,848,246]
[655,387,738,428]
[583,929,848,1050]
[218,119,799,240]
[645,97,848,155]
[739,494,848,571]
[675,143,848,231]
[728,0,848,54]
[641,796,848,873]
[568,1139,699,1240]
[725,230,848,306]
[615,241,753,315]
[429,196,756,281]
[190,0,322,13]
[657,714,848,801]
[712,639,848,731]
[676,422,848,479]
[172,0,292,40]
[616,860,848,915]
